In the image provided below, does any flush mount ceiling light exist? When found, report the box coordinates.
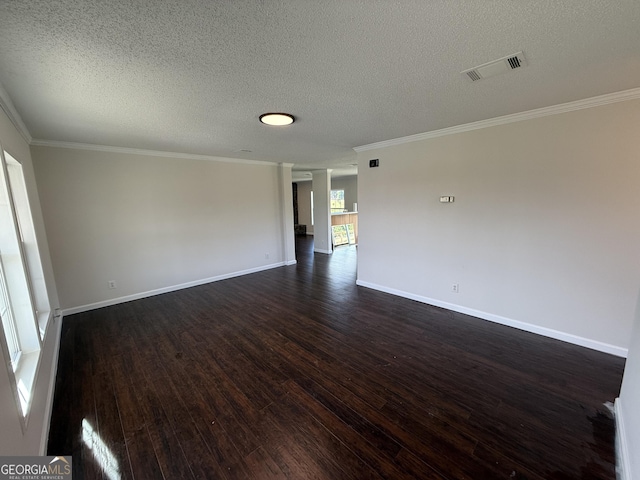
[259,113,295,126]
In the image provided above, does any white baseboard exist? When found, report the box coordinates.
[355,280,628,358]
[40,313,63,455]
[314,248,333,255]
[615,398,632,480]
[285,260,298,266]
[63,262,286,316]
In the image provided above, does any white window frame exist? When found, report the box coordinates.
[0,145,48,423]
[5,151,51,338]
[0,259,21,369]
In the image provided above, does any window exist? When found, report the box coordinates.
[331,189,345,213]
[0,262,20,369]
[0,147,49,419]
[5,151,50,338]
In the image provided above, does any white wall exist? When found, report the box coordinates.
[312,170,332,254]
[331,175,358,212]
[357,99,640,353]
[278,163,296,265]
[295,180,313,234]
[618,291,640,479]
[0,106,61,455]
[31,146,288,311]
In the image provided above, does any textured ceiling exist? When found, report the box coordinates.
[1,1,639,173]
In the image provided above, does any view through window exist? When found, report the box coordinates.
[331,189,345,213]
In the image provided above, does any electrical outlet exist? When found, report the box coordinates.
[452,283,459,293]
[108,280,117,289]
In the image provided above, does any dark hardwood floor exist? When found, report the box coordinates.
[48,235,625,479]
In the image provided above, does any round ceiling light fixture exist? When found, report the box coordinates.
[259,113,295,126]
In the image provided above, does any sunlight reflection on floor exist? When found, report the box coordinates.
[82,419,121,480]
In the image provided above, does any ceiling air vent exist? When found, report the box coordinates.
[462,51,527,82]
[466,70,481,82]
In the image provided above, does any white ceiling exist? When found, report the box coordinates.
[1,1,639,177]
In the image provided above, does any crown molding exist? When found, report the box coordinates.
[354,87,640,152]
[0,82,32,144]
[29,139,279,167]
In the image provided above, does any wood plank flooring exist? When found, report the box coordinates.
[47,235,625,479]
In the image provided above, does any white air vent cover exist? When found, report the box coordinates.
[462,52,527,82]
